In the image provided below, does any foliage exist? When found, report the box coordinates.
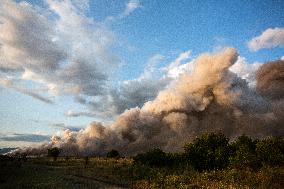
[133,148,168,167]
[166,152,187,167]
[1,146,284,188]
[184,132,230,171]
[256,136,284,166]
[47,147,60,161]
[230,135,260,169]
[106,149,120,158]
[2,132,284,188]
[132,133,284,172]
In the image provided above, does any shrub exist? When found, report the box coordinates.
[229,135,260,169]
[166,152,186,168]
[106,149,120,158]
[133,148,169,167]
[256,136,284,166]
[47,147,60,161]
[184,132,230,171]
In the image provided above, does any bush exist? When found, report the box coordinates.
[184,132,230,171]
[166,152,187,167]
[47,147,60,161]
[133,148,169,167]
[133,133,284,172]
[106,149,120,158]
[256,136,284,166]
[229,135,260,169]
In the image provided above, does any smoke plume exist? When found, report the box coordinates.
[13,48,284,156]
[256,60,284,100]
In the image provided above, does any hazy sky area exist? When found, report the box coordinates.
[0,0,283,148]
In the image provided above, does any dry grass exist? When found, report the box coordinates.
[0,156,283,189]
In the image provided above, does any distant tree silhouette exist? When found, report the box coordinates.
[47,147,60,161]
[106,149,120,158]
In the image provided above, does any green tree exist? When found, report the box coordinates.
[230,135,260,169]
[133,148,168,167]
[106,149,120,158]
[184,132,230,171]
[166,152,186,167]
[47,147,60,161]
[256,136,284,166]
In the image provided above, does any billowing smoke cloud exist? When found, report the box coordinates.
[256,60,284,99]
[13,48,284,156]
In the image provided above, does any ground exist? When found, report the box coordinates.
[1,156,284,189]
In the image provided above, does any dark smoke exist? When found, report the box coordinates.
[256,60,284,100]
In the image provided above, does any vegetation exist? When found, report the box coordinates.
[256,137,284,167]
[230,135,260,169]
[1,132,284,188]
[130,132,284,188]
[134,148,168,167]
[133,132,284,171]
[184,132,230,171]
[47,147,60,161]
[106,149,120,158]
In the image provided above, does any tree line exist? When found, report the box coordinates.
[46,132,284,171]
[133,132,284,171]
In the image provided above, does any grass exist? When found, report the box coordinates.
[0,157,131,189]
[0,156,284,189]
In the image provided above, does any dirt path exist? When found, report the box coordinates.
[69,174,130,189]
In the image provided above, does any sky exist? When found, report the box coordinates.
[0,0,283,148]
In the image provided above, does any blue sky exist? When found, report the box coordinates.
[0,0,283,148]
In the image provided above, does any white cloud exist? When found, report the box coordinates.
[0,0,66,73]
[123,0,141,17]
[0,132,50,142]
[229,56,262,87]
[0,75,53,104]
[70,0,90,12]
[106,0,141,22]
[51,122,82,131]
[248,27,284,51]
[66,110,95,118]
[162,50,193,78]
[0,0,119,102]
[72,54,169,117]
[142,54,165,78]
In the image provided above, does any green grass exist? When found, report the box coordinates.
[0,157,131,189]
[1,156,284,189]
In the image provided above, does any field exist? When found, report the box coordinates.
[1,156,284,189]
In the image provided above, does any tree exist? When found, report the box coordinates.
[256,136,284,166]
[84,156,89,168]
[166,152,186,167]
[106,149,120,158]
[230,135,260,169]
[184,132,230,171]
[47,147,60,161]
[133,148,168,167]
